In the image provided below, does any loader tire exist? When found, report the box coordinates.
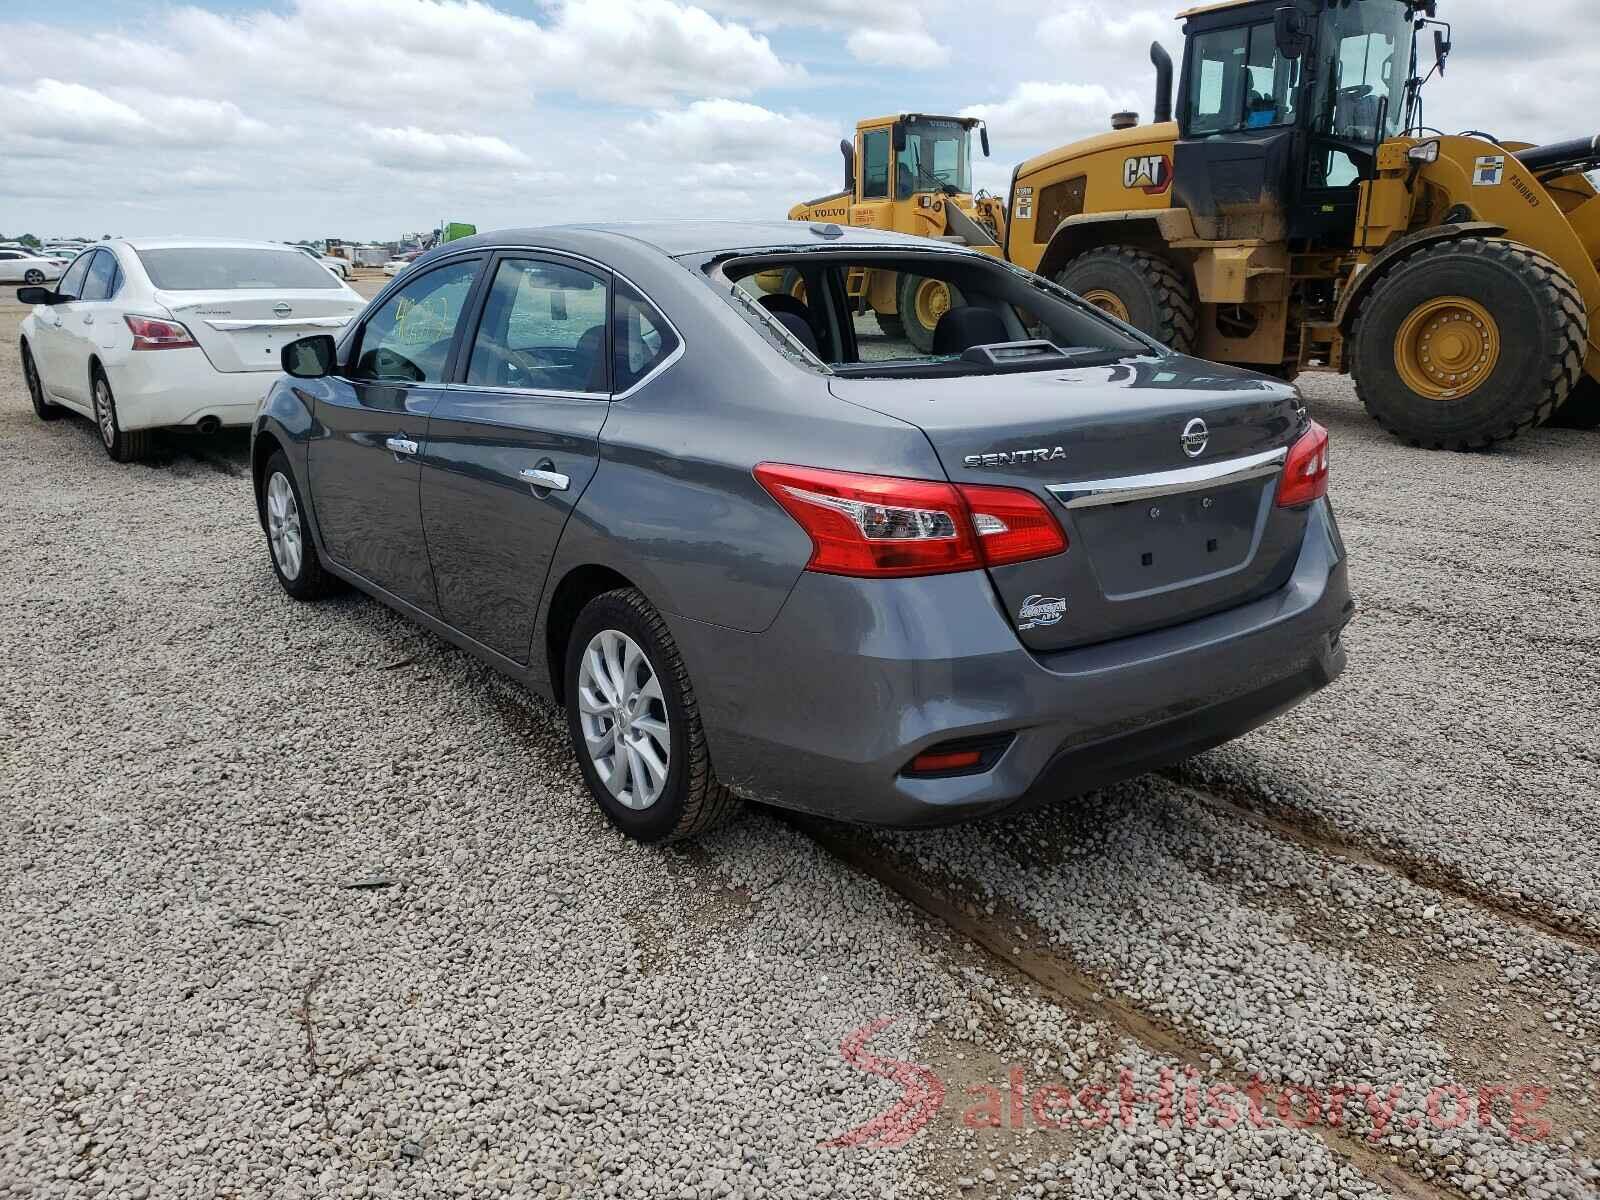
[898,273,963,354]
[1548,377,1600,430]
[1350,238,1587,450]
[1055,246,1198,354]
[873,311,906,340]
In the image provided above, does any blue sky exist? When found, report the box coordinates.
[0,1,1587,242]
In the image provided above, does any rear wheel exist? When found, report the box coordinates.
[91,370,153,463]
[1350,238,1586,450]
[23,269,44,285]
[1054,246,1198,354]
[564,588,741,844]
[21,342,60,421]
[898,273,962,353]
[1548,377,1600,430]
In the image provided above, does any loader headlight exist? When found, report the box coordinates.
[1407,140,1441,164]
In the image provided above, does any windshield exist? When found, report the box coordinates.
[136,247,344,290]
[1312,2,1412,144]
[898,118,971,197]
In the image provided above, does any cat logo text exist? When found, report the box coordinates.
[1123,155,1172,196]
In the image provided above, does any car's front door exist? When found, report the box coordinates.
[306,255,484,613]
[55,251,121,400]
[32,252,93,403]
[419,255,657,663]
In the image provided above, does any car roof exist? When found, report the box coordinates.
[116,237,315,253]
[437,220,970,261]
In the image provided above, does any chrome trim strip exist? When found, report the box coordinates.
[205,316,354,331]
[439,383,610,401]
[1047,446,1287,510]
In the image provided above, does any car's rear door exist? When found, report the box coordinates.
[306,255,485,614]
[417,252,619,663]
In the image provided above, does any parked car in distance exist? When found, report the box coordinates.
[0,248,70,284]
[252,222,1352,844]
[297,246,352,280]
[19,239,367,461]
[381,258,409,277]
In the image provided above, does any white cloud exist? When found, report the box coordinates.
[961,81,1139,146]
[635,99,839,161]
[361,125,530,170]
[845,28,950,69]
[702,0,951,70]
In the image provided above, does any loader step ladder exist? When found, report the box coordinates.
[1296,321,1345,374]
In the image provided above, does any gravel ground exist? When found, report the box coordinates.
[1,284,1596,1199]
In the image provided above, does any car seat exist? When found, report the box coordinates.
[932,306,1010,355]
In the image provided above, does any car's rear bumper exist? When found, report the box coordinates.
[106,351,273,430]
[665,499,1352,827]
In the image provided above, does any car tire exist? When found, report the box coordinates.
[21,341,61,421]
[1350,238,1586,450]
[564,587,741,844]
[261,451,337,600]
[1054,246,1198,354]
[23,269,45,285]
[91,369,153,462]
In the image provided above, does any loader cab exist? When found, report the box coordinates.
[853,114,988,232]
[1173,0,1415,244]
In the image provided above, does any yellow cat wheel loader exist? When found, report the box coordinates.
[786,115,1009,351]
[1004,0,1600,448]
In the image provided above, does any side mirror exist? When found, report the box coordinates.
[979,124,991,158]
[891,123,907,153]
[1433,29,1451,75]
[1273,6,1310,60]
[16,286,59,306]
[282,333,337,379]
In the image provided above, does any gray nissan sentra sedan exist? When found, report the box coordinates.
[252,221,1352,842]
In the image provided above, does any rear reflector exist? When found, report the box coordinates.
[908,748,982,773]
[1276,421,1329,508]
[754,463,1067,578]
[125,314,198,351]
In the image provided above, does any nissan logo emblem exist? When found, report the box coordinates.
[1181,418,1209,458]
[273,302,293,316]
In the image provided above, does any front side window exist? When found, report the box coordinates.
[352,258,481,384]
[861,129,890,200]
[464,258,609,393]
[135,247,343,291]
[80,251,119,302]
[613,279,680,392]
[1188,23,1299,135]
[898,118,972,196]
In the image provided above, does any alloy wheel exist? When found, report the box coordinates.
[94,378,117,449]
[24,270,44,285]
[265,472,304,580]
[576,629,671,811]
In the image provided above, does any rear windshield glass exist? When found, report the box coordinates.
[136,248,342,291]
[700,250,1150,379]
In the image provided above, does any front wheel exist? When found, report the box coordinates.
[1350,238,1587,450]
[23,269,44,285]
[261,451,338,599]
[1054,246,1198,354]
[564,588,740,844]
[91,371,153,462]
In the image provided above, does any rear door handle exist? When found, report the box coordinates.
[520,467,570,492]
[82,313,95,326]
[385,436,419,458]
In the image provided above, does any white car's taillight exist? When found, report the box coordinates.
[125,314,198,351]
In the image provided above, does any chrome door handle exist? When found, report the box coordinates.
[520,467,570,492]
[385,436,419,458]
[82,314,95,325]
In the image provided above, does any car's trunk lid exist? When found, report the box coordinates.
[828,355,1311,651]
[158,290,366,373]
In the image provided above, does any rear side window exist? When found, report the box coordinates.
[612,279,679,392]
[352,258,481,384]
[79,251,119,302]
[465,258,610,393]
[135,247,342,291]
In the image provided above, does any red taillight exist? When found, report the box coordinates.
[1276,421,1329,508]
[908,748,983,773]
[753,464,1067,578]
[125,314,197,351]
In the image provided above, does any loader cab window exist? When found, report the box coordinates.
[861,129,890,200]
[1311,4,1410,146]
[898,118,971,197]
[1187,22,1299,136]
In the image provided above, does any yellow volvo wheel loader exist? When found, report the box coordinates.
[787,115,1009,351]
[1004,0,1600,447]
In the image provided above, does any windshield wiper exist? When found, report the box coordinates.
[909,159,958,196]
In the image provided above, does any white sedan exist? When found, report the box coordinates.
[0,248,70,284]
[298,246,352,279]
[382,258,411,277]
[18,239,367,462]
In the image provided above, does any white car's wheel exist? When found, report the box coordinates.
[23,269,44,285]
[91,371,153,463]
